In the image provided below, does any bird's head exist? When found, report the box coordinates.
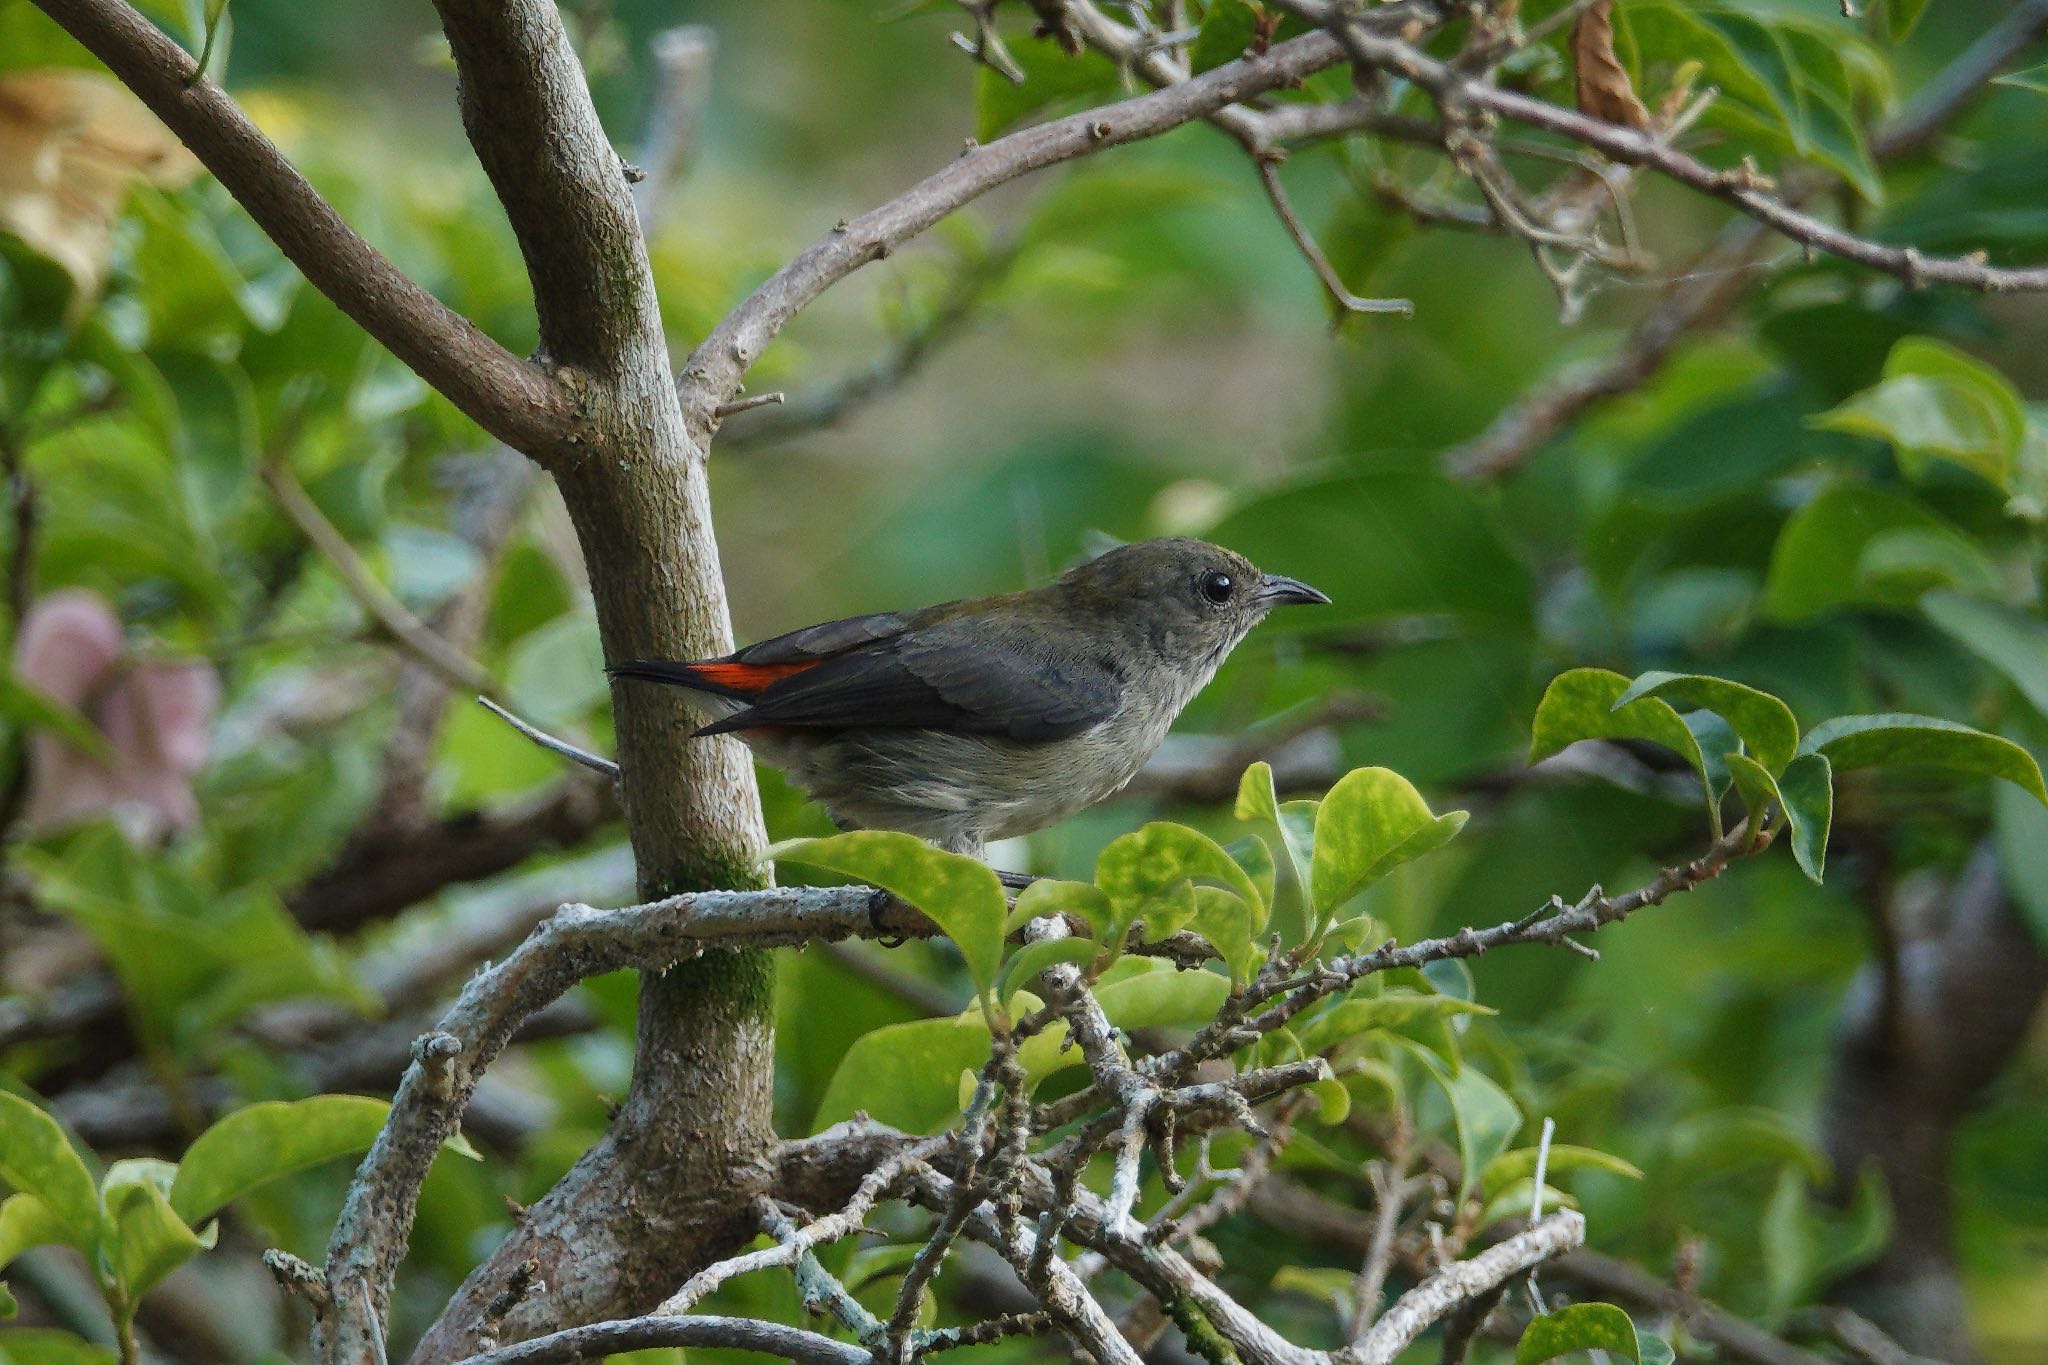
[1051,537,1330,665]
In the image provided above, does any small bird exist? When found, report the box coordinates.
[609,537,1328,862]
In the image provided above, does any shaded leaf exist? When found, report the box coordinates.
[1814,337,2026,490]
[1615,670,1799,774]
[994,938,1098,1008]
[1800,714,2047,804]
[1518,1302,1643,1364]
[1006,878,1111,940]
[1922,590,2048,721]
[1763,485,1988,620]
[1531,668,1715,811]
[1187,884,1259,987]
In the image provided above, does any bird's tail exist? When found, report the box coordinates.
[607,658,813,700]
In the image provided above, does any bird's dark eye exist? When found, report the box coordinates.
[1198,570,1235,606]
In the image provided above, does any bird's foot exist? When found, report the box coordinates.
[995,869,1040,892]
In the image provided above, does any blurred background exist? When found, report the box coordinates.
[2,0,2046,1359]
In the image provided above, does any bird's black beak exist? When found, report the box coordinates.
[1256,573,1331,607]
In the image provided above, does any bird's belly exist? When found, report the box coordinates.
[743,713,1165,851]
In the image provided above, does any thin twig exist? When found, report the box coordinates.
[260,460,493,696]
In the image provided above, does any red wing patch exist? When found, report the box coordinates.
[687,660,820,694]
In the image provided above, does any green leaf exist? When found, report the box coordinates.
[0,1091,100,1249]
[100,1160,214,1305]
[1407,1043,1521,1202]
[1097,822,1266,940]
[812,1014,999,1134]
[1481,1144,1643,1194]
[1922,590,2048,722]
[975,41,1120,141]
[1777,752,1834,883]
[1876,0,1931,43]
[774,832,1007,1000]
[167,1095,394,1225]
[0,1330,116,1365]
[505,612,606,726]
[1530,667,1712,805]
[1763,485,1989,620]
[0,1193,75,1264]
[1236,761,1312,902]
[1614,671,1799,774]
[994,939,1099,1008]
[1298,992,1494,1056]
[1517,1302,1644,1364]
[1814,338,2026,490]
[1190,0,1263,73]
[1996,62,2048,95]
[1800,714,2048,804]
[1005,878,1111,940]
[1309,768,1466,925]
[1224,835,1276,910]
[1725,751,1832,881]
[1995,778,2048,954]
[1186,885,1259,987]
[1092,959,1231,1030]
[0,1280,13,1318]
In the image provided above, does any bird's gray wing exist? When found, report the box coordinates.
[731,610,924,664]
[696,627,1123,741]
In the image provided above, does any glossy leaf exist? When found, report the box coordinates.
[1310,767,1466,923]
[168,1095,395,1225]
[773,832,1007,1000]
[1614,670,1799,774]
[1530,668,1712,805]
[1800,714,2048,804]
[0,1091,99,1249]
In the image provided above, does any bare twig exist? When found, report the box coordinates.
[259,460,494,696]
[1254,157,1414,317]
[633,25,716,231]
[679,30,1350,427]
[478,697,621,779]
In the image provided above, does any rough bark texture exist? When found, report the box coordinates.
[398,1,779,1353]
[1821,845,2048,1363]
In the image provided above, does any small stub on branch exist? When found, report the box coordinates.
[1571,0,1651,130]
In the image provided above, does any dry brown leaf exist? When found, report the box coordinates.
[1571,0,1651,131]
[0,69,201,303]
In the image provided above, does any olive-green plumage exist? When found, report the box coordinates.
[610,537,1327,858]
